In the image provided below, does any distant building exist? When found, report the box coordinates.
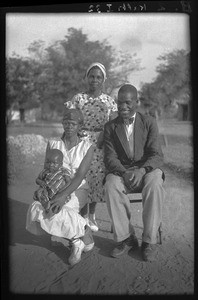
[174,94,191,121]
[9,108,40,123]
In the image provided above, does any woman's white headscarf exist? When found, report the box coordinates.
[85,62,107,82]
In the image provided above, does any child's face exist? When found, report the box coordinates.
[117,91,138,121]
[62,119,80,137]
[46,154,63,172]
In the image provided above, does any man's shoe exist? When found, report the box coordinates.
[141,242,157,262]
[81,225,95,252]
[125,234,139,249]
[111,234,138,258]
[68,239,85,266]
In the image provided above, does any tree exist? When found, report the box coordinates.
[107,51,142,95]
[7,28,142,120]
[27,27,142,112]
[139,49,191,117]
[6,56,36,123]
[24,28,117,116]
[56,28,116,100]
[155,49,191,102]
[27,40,49,62]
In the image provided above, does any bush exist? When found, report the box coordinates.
[7,136,26,183]
[7,134,47,183]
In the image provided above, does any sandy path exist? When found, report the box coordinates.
[7,157,194,295]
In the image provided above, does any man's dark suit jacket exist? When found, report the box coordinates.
[103,112,165,178]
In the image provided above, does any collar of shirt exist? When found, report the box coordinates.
[124,113,136,140]
[123,112,136,125]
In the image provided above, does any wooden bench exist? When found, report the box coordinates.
[110,193,163,244]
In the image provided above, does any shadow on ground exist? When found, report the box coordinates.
[8,198,73,265]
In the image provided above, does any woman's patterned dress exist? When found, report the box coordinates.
[65,92,117,202]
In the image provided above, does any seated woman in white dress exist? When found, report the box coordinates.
[26,108,95,266]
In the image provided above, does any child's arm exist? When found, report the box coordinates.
[36,178,47,189]
[35,170,47,188]
[57,175,71,194]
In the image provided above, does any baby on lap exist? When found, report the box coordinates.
[33,149,71,213]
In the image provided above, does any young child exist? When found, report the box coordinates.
[33,149,71,213]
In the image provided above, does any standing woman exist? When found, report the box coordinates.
[64,62,117,231]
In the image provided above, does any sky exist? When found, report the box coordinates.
[6,12,190,89]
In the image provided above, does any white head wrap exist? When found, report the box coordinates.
[85,62,107,82]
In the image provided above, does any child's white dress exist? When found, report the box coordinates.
[26,137,92,240]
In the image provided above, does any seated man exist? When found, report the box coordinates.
[103,84,165,262]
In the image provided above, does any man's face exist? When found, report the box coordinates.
[117,91,138,121]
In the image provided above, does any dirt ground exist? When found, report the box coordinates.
[6,153,194,295]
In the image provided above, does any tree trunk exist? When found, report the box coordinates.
[6,103,16,124]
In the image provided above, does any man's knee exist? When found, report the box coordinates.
[143,169,164,188]
[105,174,123,190]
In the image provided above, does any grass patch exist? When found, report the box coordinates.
[7,122,63,139]
[162,144,193,170]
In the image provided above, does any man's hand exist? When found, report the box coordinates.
[123,167,145,191]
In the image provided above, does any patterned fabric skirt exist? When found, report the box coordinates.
[85,131,106,203]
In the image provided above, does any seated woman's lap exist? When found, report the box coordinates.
[65,188,89,213]
[26,200,87,239]
[26,187,89,239]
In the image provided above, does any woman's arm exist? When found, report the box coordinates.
[109,110,118,121]
[96,131,104,149]
[96,96,117,148]
[108,96,118,121]
[50,145,94,211]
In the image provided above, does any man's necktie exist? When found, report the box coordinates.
[124,116,134,125]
